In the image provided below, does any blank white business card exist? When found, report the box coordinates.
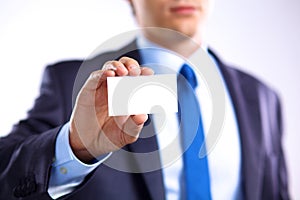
[107,74,178,116]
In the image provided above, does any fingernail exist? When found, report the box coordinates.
[104,63,117,71]
[128,65,139,70]
[129,67,140,76]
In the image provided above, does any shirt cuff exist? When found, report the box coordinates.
[48,123,111,195]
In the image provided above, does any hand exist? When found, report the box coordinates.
[69,57,154,162]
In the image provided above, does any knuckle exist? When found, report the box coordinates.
[125,135,138,145]
[111,60,120,65]
[119,56,131,62]
[90,71,99,78]
[119,57,139,66]
[120,132,138,146]
[103,60,120,70]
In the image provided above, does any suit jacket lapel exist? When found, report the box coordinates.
[128,116,165,200]
[209,49,265,200]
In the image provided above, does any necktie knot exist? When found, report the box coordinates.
[179,63,198,90]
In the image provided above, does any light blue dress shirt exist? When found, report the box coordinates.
[48,36,243,200]
[48,123,111,198]
[137,37,243,200]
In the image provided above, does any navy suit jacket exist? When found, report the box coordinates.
[0,41,289,199]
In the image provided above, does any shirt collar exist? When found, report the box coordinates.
[136,36,185,74]
[136,35,209,74]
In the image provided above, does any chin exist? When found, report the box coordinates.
[165,21,200,39]
[170,26,198,39]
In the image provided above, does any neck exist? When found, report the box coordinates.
[142,28,202,58]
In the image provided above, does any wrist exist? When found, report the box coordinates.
[69,122,95,163]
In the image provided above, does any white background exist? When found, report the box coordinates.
[0,0,299,198]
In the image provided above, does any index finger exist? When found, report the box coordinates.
[119,57,141,76]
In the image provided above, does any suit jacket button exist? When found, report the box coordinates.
[27,180,37,193]
[13,186,21,198]
[13,175,37,197]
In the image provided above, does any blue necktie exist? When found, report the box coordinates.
[178,63,212,200]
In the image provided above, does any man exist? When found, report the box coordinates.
[0,0,289,199]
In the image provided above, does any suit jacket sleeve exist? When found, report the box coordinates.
[259,84,290,200]
[276,95,289,200]
[0,65,68,199]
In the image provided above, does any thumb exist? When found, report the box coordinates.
[122,114,148,138]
